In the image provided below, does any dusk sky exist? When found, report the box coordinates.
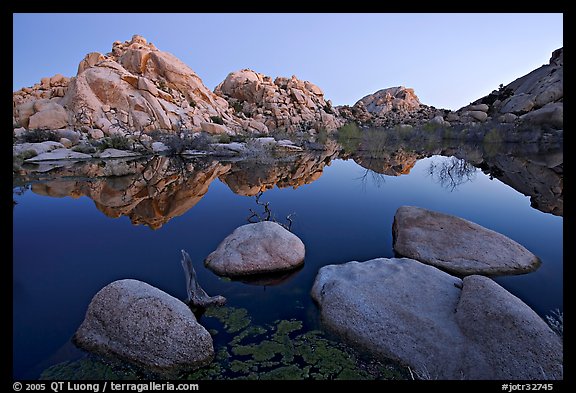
[13,13,563,110]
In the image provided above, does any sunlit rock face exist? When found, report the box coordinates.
[214,69,344,133]
[13,35,240,136]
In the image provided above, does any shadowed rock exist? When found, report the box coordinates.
[311,257,562,380]
[73,279,214,376]
[205,221,305,277]
[392,206,540,275]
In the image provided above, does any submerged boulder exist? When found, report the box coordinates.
[392,206,540,275]
[311,257,562,379]
[73,279,214,376]
[205,221,305,276]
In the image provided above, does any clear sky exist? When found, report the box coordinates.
[13,13,563,110]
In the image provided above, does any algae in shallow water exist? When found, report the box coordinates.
[39,357,137,380]
[41,306,409,380]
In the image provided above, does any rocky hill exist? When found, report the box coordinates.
[338,48,563,130]
[12,35,343,144]
[13,36,562,150]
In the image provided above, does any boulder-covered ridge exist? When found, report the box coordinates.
[13,36,562,138]
[12,34,343,138]
[337,48,562,130]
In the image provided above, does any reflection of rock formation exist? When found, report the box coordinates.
[219,139,340,196]
[24,142,341,228]
[479,150,563,216]
[352,148,420,176]
[31,157,231,229]
[340,127,563,216]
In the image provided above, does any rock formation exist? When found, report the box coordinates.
[311,257,562,380]
[392,206,541,275]
[215,69,344,133]
[337,48,562,130]
[204,221,305,276]
[338,86,447,128]
[73,279,214,376]
[13,34,344,144]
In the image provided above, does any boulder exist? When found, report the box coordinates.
[468,103,489,112]
[468,110,488,122]
[311,257,562,380]
[392,206,540,275]
[88,129,105,140]
[13,141,64,157]
[201,122,229,134]
[519,102,563,129]
[73,279,214,376]
[25,148,92,162]
[205,221,305,276]
[28,102,68,130]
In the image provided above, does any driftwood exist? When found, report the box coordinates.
[181,250,226,308]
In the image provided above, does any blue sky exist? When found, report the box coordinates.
[13,13,562,110]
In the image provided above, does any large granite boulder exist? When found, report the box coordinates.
[73,279,214,376]
[205,221,305,276]
[392,206,540,275]
[311,257,562,380]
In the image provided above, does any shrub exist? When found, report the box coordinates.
[189,99,197,108]
[21,129,60,143]
[231,101,244,114]
[216,134,231,144]
[210,116,224,125]
[546,309,563,339]
[164,132,214,155]
[72,144,97,154]
[98,135,132,151]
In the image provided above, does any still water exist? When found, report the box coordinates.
[13,137,563,379]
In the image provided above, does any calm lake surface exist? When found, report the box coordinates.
[13,133,563,379]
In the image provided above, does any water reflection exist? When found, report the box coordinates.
[428,157,477,191]
[14,129,563,229]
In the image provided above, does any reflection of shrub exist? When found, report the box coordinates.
[210,116,224,125]
[21,129,60,143]
[482,128,503,157]
[336,123,362,154]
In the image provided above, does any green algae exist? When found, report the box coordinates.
[39,357,138,380]
[41,306,410,380]
[190,306,410,380]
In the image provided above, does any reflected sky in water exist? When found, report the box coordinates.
[13,150,563,379]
